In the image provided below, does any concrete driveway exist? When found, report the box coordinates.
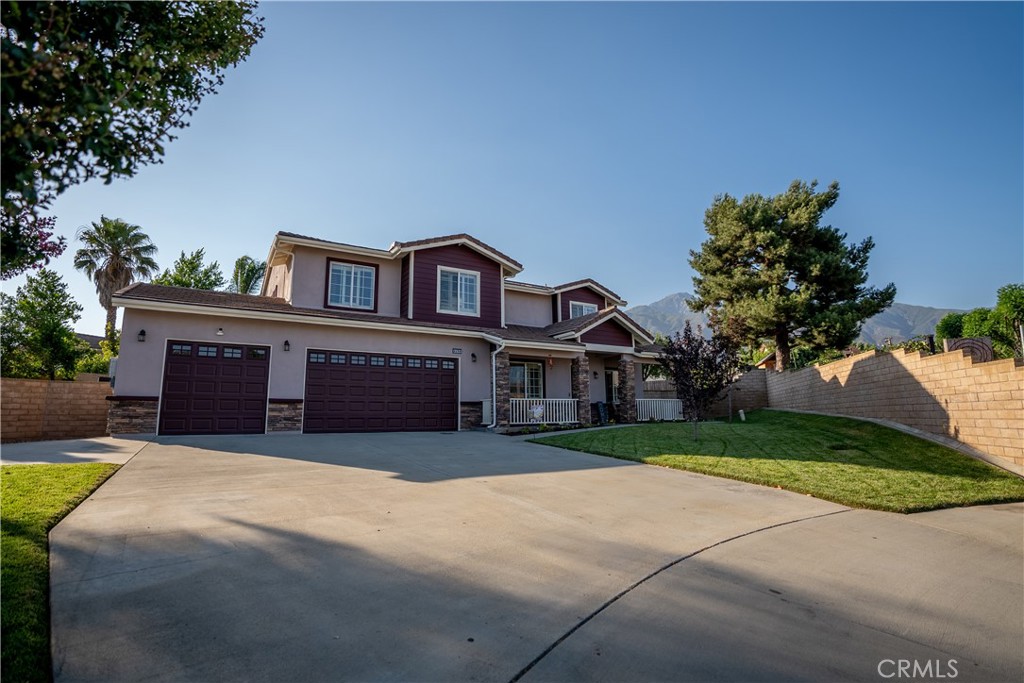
[50,431,1023,682]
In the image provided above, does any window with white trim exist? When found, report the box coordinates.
[438,267,479,316]
[570,301,598,319]
[509,362,543,399]
[328,261,375,310]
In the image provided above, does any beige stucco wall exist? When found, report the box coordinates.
[505,290,552,327]
[264,262,291,301]
[288,245,402,316]
[588,355,608,403]
[118,309,494,401]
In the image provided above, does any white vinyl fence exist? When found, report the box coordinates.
[636,399,685,422]
[509,398,579,425]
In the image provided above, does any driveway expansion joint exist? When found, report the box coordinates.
[507,507,852,683]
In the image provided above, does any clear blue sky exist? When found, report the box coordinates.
[5,1,1022,335]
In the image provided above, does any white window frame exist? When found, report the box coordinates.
[437,266,481,317]
[569,301,599,319]
[510,361,544,399]
[328,261,375,310]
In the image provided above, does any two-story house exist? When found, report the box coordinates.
[108,232,662,435]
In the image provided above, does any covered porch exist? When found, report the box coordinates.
[493,346,667,429]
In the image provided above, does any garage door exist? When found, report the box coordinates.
[303,349,458,433]
[159,340,270,435]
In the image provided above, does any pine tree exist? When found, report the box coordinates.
[689,180,896,370]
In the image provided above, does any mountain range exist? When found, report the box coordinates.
[625,293,962,347]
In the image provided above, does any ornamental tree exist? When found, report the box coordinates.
[689,180,896,370]
[657,321,740,439]
[0,208,65,279]
[153,248,225,290]
[0,269,85,379]
[1,1,264,270]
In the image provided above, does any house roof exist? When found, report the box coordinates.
[76,333,104,350]
[552,278,626,306]
[503,280,553,294]
[389,233,523,274]
[503,277,627,306]
[113,284,583,350]
[268,231,524,276]
[546,307,655,345]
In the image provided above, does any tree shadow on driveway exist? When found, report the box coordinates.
[144,430,639,483]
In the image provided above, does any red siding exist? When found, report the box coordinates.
[581,319,633,347]
[400,256,409,319]
[560,287,606,321]
[411,244,502,328]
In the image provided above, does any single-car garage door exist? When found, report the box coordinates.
[159,340,270,435]
[303,349,458,433]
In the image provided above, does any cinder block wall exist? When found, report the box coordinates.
[765,349,1024,467]
[708,369,768,418]
[643,370,770,418]
[1,378,112,443]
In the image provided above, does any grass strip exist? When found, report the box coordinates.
[2,463,120,683]
[531,410,1024,513]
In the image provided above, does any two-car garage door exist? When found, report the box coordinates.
[157,341,459,435]
[303,349,458,433]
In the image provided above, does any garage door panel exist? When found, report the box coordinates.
[304,348,457,433]
[159,341,269,436]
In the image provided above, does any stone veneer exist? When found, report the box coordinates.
[494,350,511,428]
[106,396,158,435]
[460,401,483,430]
[570,355,591,426]
[617,357,637,423]
[267,400,303,432]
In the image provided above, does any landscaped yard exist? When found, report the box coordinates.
[1,463,120,683]
[532,410,1024,513]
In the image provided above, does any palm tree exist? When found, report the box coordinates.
[228,255,267,295]
[73,216,158,345]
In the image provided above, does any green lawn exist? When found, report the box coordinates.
[1,463,120,683]
[531,410,1024,513]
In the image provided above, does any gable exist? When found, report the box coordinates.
[559,287,605,321]
[410,244,502,327]
[580,319,633,347]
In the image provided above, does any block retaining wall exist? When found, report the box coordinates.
[765,349,1024,468]
[1,378,112,443]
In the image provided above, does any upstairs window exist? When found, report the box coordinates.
[328,261,375,310]
[570,301,598,319]
[438,267,479,316]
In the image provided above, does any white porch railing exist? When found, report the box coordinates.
[510,398,579,425]
[636,398,684,422]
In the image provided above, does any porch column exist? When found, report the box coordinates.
[570,355,591,426]
[617,356,637,423]
[495,350,511,428]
